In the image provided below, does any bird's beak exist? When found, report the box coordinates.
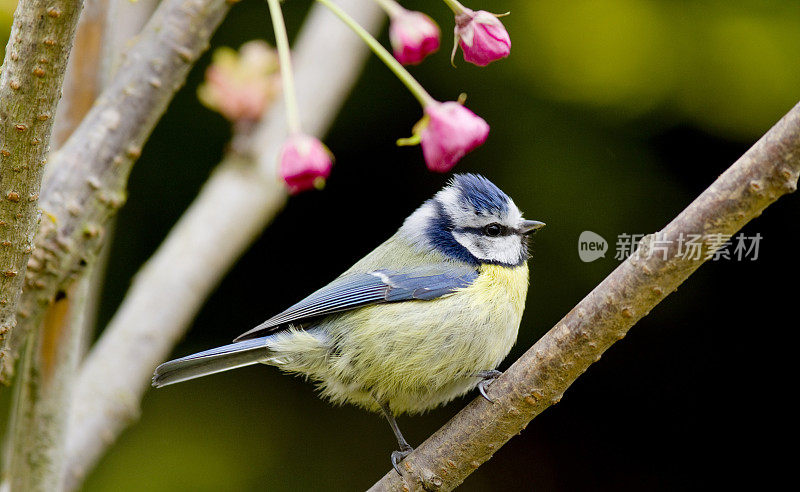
[519,220,546,235]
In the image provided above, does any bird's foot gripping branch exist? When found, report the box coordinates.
[368,101,800,491]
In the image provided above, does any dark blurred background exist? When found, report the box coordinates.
[2,0,799,490]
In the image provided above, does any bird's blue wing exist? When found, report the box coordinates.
[234,264,478,341]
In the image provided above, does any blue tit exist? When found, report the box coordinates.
[153,173,545,471]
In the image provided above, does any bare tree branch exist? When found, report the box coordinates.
[98,0,159,86]
[50,0,109,149]
[71,0,158,358]
[1,2,119,489]
[3,283,85,491]
[0,0,84,382]
[63,1,384,488]
[0,0,233,382]
[66,0,383,490]
[48,0,158,360]
[368,102,800,491]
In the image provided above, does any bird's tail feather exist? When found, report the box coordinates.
[152,337,272,388]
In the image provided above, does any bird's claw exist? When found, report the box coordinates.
[391,446,414,475]
[477,380,493,403]
[476,369,502,403]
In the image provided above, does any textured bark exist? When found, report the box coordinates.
[4,285,83,491]
[0,0,233,383]
[0,0,84,382]
[50,0,109,148]
[63,2,384,489]
[1,1,114,489]
[369,102,800,491]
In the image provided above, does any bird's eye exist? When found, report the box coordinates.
[484,223,503,237]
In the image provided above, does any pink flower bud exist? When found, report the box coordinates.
[278,134,334,194]
[198,41,281,122]
[389,9,441,66]
[454,10,511,67]
[420,101,489,172]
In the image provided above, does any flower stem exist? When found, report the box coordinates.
[374,0,402,17]
[315,0,435,107]
[441,0,467,14]
[267,0,302,134]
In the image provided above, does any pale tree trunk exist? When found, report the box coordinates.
[0,0,232,382]
[64,1,385,488]
[0,0,84,489]
[0,0,84,382]
[1,1,154,489]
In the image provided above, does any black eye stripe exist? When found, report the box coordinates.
[454,225,516,236]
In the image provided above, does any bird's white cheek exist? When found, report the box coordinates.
[452,231,483,258]
[490,236,525,264]
[453,232,523,265]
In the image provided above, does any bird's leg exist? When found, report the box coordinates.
[375,398,413,474]
[475,369,502,403]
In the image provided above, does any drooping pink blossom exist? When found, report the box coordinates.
[419,101,489,172]
[389,9,441,65]
[278,134,334,194]
[198,41,281,122]
[454,10,511,67]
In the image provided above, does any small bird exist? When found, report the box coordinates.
[153,173,544,472]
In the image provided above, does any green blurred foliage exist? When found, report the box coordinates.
[0,0,13,29]
[514,0,800,138]
[1,0,798,490]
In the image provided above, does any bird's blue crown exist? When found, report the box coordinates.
[449,173,511,216]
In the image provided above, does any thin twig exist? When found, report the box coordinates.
[0,0,84,382]
[63,1,384,489]
[368,102,800,491]
[0,0,233,383]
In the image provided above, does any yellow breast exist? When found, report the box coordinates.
[454,262,529,369]
[466,262,529,319]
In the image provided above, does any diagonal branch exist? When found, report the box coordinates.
[50,0,110,149]
[0,0,234,383]
[63,1,384,489]
[369,102,800,491]
[0,0,84,382]
[0,2,148,490]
